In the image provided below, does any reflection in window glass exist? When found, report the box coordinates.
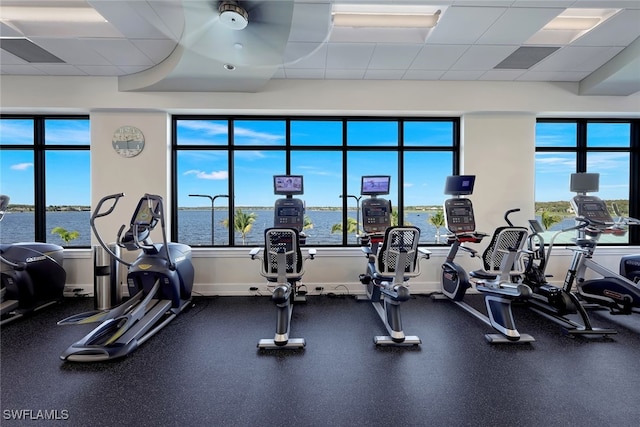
[0,119,34,145]
[347,151,398,243]
[347,121,398,146]
[234,120,285,146]
[291,120,342,146]
[0,150,35,242]
[176,120,228,146]
[404,121,454,147]
[290,151,343,245]
[233,150,285,246]
[45,151,91,247]
[404,151,452,244]
[536,122,576,148]
[176,150,230,246]
[587,122,630,148]
[45,119,90,145]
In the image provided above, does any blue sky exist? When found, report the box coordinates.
[0,118,632,207]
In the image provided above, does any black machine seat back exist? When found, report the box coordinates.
[261,228,304,282]
[481,227,529,272]
[377,226,421,279]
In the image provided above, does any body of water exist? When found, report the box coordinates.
[0,210,629,246]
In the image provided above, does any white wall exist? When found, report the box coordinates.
[1,75,639,297]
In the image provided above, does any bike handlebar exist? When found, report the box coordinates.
[504,208,520,226]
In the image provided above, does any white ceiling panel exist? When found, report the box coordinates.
[30,38,112,66]
[451,45,519,70]
[409,45,469,70]
[368,44,422,70]
[364,69,407,79]
[532,46,625,72]
[0,0,637,95]
[81,39,154,66]
[427,6,507,44]
[572,9,640,47]
[326,43,375,69]
[476,8,562,45]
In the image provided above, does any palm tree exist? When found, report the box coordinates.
[541,210,562,230]
[51,227,80,245]
[222,209,257,245]
[331,217,358,234]
[303,214,313,231]
[428,210,446,243]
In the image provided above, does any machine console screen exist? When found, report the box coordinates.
[444,198,476,233]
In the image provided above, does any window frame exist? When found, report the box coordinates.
[535,118,640,245]
[172,115,460,247]
[0,114,91,246]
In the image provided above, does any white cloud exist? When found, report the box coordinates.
[184,170,228,180]
[11,162,33,171]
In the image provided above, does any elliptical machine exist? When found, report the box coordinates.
[357,175,430,346]
[563,173,640,315]
[518,215,616,336]
[249,175,315,349]
[58,193,194,362]
[435,175,534,343]
[0,195,66,326]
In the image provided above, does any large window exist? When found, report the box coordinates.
[535,119,639,244]
[0,116,91,247]
[173,117,459,246]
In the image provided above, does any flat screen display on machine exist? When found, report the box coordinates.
[361,176,390,195]
[444,175,475,196]
[274,175,304,195]
[570,173,599,194]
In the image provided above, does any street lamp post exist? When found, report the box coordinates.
[340,194,363,236]
[189,194,229,245]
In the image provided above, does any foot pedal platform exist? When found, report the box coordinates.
[485,333,535,344]
[374,335,421,346]
[257,338,306,349]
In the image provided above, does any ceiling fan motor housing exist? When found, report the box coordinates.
[219,1,249,30]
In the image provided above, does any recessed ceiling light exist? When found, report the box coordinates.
[0,6,108,23]
[332,4,442,28]
[224,64,236,71]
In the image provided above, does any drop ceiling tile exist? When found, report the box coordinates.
[532,46,625,72]
[572,9,640,47]
[428,6,507,44]
[284,68,326,79]
[403,69,447,80]
[76,65,126,76]
[32,63,86,76]
[451,45,519,70]
[479,69,527,80]
[368,44,422,70]
[326,43,375,69]
[81,38,154,67]
[29,38,111,66]
[440,70,486,80]
[364,69,406,79]
[0,64,46,75]
[130,39,177,63]
[517,70,591,81]
[409,45,469,70]
[283,43,327,68]
[288,2,332,43]
[476,8,562,44]
[324,68,366,79]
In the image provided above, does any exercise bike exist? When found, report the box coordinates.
[58,193,194,362]
[356,175,430,346]
[562,173,640,315]
[435,175,534,343]
[0,195,66,326]
[518,215,616,337]
[249,175,315,349]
